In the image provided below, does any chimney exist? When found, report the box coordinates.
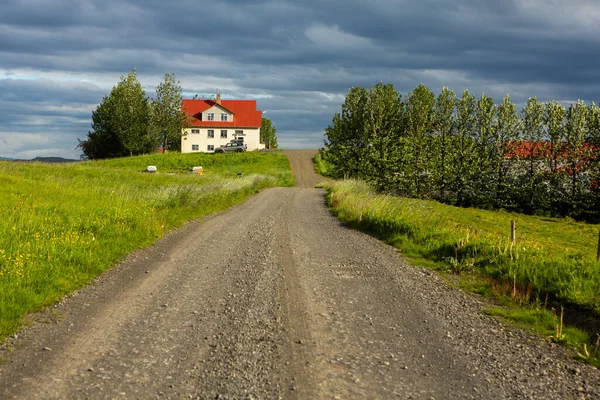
[216,90,221,105]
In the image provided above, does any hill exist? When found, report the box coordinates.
[29,157,78,163]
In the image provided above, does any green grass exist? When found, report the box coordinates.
[483,306,589,346]
[323,179,600,365]
[312,153,333,177]
[0,152,293,340]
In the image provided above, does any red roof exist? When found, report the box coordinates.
[506,140,596,160]
[506,141,552,159]
[182,99,262,128]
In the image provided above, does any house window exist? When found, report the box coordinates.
[207,130,214,138]
[207,145,214,151]
[221,113,228,121]
[235,130,243,135]
[192,144,199,151]
[221,130,227,138]
[207,113,214,121]
[191,129,200,134]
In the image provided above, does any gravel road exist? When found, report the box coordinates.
[0,149,598,399]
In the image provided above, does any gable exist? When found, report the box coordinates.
[203,105,234,122]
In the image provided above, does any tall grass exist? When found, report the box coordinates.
[0,153,293,339]
[325,180,600,314]
[313,153,334,177]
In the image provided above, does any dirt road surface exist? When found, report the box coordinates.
[1,149,598,399]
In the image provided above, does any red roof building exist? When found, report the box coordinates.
[181,94,265,153]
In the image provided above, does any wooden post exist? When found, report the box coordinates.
[511,220,516,243]
[597,230,600,262]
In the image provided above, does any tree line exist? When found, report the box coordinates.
[322,83,600,222]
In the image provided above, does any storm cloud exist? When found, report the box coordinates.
[1,0,598,158]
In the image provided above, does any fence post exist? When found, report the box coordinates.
[511,220,516,243]
[597,230,600,262]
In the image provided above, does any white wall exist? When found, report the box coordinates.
[181,127,264,153]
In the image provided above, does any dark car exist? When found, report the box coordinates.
[214,142,246,153]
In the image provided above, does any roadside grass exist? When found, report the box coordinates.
[0,152,293,340]
[312,153,332,177]
[323,179,600,366]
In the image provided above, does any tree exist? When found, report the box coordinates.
[404,84,436,197]
[78,69,155,159]
[110,70,155,156]
[323,86,370,179]
[521,97,545,213]
[152,73,188,152]
[323,113,347,178]
[363,82,404,192]
[493,94,521,208]
[587,102,600,220]
[451,89,477,205]
[432,87,456,200]
[544,101,566,198]
[564,100,589,203]
[522,97,545,171]
[260,117,278,149]
[77,95,128,159]
[472,94,496,208]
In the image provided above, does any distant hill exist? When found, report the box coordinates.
[29,157,79,163]
[0,156,79,163]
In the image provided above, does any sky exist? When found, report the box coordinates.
[1,0,599,159]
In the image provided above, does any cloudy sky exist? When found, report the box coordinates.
[1,0,598,159]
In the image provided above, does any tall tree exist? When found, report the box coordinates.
[522,97,545,172]
[564,100,589,202]
[521,97,545,212]
[452,89,476,205]
[260,117,278,149]
[323,113,347,178]
[544,101,566,196]
[363,82,404,192]
[339,86,370,178]
[588,102,600,187]
[152,73,188,152]
[587,102,600,218]
[432,87,456,200]
[473,94,496,207]
[110,69,155,156]
[78,69,153,159]
[493,94,521,208]
[404,84,436,197]
[77,95,127,159]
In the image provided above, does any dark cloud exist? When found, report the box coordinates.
[1,0,599,158]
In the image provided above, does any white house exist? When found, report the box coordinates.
[181,94,265,153]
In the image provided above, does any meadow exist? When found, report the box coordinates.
[324,179,600,363]
[0,152,293,339]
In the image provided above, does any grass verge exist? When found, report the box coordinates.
[312,152,332,177]
[0,152,294,340]
[323,179,600,367]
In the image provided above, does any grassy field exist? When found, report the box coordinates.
[324,179,600,363]
[0,152,293,340]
